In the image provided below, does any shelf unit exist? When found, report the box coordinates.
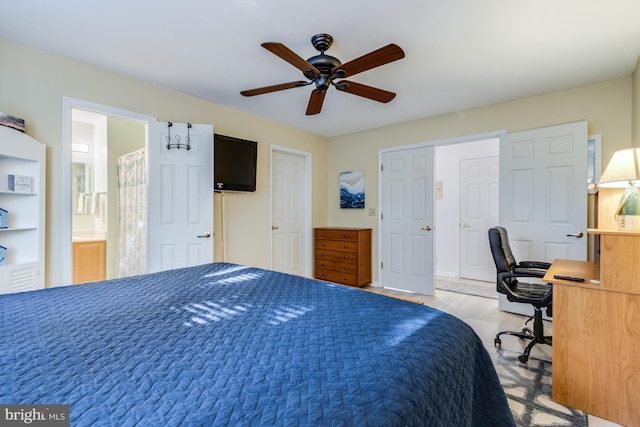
[0,125,46,294]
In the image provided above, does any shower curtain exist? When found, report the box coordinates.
[116,148,147,278]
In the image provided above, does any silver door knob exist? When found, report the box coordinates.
[421,226,432,231]
[566,231,584,238]
[197,232,211,238]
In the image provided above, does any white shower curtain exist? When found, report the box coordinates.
[116,148,147,278]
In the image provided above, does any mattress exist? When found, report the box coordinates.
[0,263,515,426]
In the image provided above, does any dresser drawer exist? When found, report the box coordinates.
[315,239,359,252]
[315,269,359,286]
[315,229,360,241]
[315,259,357,273]
[315,249,359,263]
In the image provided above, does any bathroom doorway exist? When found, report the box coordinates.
[63,98,152,285]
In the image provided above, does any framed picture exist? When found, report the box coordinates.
[340,170,365,208]
[587,134,602,194]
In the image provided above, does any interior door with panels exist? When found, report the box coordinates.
[499,121,588,314]
[380,146,435,295]
[147,122,214,273]
[272,150,306,276]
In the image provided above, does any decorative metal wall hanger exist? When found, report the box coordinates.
[165,122,192,150]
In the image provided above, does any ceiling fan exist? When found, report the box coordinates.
[240,34,405,115]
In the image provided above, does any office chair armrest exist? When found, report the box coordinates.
[518,261,552,270]
[497,271,551,299]
[498,271,547,281]
[512,266,547,277]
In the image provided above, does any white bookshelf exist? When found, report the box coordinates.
[0,125,46,293]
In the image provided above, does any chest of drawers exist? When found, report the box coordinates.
[314,227,372,287]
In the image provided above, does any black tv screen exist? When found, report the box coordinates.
[214,134,258,192]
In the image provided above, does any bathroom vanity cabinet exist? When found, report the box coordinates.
[72,239,106,284]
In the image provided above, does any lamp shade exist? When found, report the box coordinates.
[598,147,640,188]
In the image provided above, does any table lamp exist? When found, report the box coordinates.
[598,147,640,230]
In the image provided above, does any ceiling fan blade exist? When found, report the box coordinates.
[262,42,321,76]
[336,80,396,103]
[306,90,326,115]
[241,81,308,97]
[332,44,405,78]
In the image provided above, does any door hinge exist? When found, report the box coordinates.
[381,262,383,269]
[381,164,384,172]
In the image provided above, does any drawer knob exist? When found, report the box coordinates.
[322,243,327,246]
[344,245,348,248]
[322,253,327,257]
[344,234,349,238]
[344,256,349,259]
[344,266,348,270]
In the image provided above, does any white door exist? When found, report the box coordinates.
[459,156,499,282]
[380,146,435,294]
[499,121,588,314]
[147,122,214,273]
[271,150,307,276]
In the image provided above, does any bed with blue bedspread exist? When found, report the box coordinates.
[0,263,514,426]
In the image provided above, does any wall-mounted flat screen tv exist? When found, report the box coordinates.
[214,134,258,192]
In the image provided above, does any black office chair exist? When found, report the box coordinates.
[488,226,553,363]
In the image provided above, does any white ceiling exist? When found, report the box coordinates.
[2,1,640,138]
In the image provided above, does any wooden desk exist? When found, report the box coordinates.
[546,230,640,426]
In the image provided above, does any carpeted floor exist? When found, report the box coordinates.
[496,352,587,427]
[435,276,497,299]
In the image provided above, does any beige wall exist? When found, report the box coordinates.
[0,38,329,287]
[633,57,640,146]
[328,76,635,283]
[106,116,146,279]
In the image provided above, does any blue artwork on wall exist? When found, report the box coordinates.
[340,170,365,209]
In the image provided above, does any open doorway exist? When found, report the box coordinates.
[377,131,503,297]
[434,138,499,298]
[62,98,154,285]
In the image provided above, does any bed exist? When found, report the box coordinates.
[0,263,515,426]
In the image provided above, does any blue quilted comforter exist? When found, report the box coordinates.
[0,263,514,426]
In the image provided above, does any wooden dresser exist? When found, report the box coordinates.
[314,227,371,287]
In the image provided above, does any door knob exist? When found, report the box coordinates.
[272,226,279,230]
[421,226,432,231]
[566,231,584,238]
[197,232,211,238]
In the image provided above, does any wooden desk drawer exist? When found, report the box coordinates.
[315,239,359,252]
[315,269,359,286]
[315,249,359,263]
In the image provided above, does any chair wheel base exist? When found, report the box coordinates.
[494,337,501,347]
[518,354,529,363]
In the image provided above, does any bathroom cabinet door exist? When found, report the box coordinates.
[73,240,106,284]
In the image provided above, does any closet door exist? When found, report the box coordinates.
[499,121,588,314]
